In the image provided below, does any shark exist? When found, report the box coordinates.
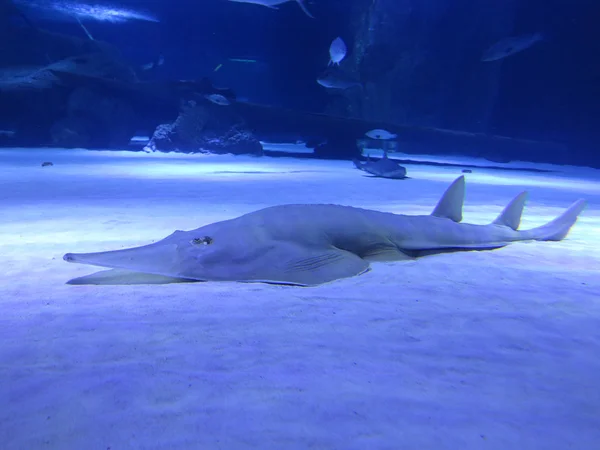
[227,0,314,18]
[481,33,544,62]
[353,154,408,179]
[63,176,587,286]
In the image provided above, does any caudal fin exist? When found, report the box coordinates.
[525,199,587,241]
[296,0,314,18]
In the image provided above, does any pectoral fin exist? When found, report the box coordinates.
[269,244,370,285]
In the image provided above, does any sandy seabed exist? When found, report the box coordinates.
[1,147,599,449]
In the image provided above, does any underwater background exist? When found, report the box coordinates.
[1,0,599,166]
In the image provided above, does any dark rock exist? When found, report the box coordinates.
[143,123,175,152]
[145,100,262,156]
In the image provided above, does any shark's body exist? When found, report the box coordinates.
[353,154,407,179]
[227,0,314,18]
[64,176,587,286]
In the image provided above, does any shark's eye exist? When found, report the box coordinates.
[191,236,213,245]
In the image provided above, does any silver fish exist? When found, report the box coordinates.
[366,129,397,140]
[317,73,362,90]
[141,54,164,71]
[329,37,347,66]
[204,94,231,106]
[481,33,544,62]
[227,0,314,18]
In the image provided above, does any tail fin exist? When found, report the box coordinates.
[296,0,314,18]
[431,176,465,223]
[352,159,365,170]
[524,199,587,241]
[492,191,528,230]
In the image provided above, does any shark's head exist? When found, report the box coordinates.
[63,226,275,283]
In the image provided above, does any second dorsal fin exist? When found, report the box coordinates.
[431,175,465,222]
[492,191,528,230]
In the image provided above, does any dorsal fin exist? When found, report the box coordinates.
[492,191,528,230]
[431,175,465,222]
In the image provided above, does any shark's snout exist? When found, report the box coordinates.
[64,252,101,263]
[62,242,186,278]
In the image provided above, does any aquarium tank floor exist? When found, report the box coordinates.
[1,147,599,450]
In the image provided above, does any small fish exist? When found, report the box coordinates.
[141,54,164,71]
[329,37,347,66]
[366,129,397,140]
[227,0,314,18]
[205,94,231,106]
[317,73,362,90]
[229,58,258,63]
[481,33,544,62]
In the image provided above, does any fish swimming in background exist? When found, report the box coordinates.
[329,37,347,66]
[481,32,544,62]
[317,72,362,90]
[205,94,231,106]
[14,0,160,23]
[353,153,407,179]
[141,54,164,71]
[227,0,314,18]
[366,129,397,140]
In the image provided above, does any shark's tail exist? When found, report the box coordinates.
[432,176,586,242]
[522,199,587,241]
[493,196,587,242]
[490,189,586,241]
